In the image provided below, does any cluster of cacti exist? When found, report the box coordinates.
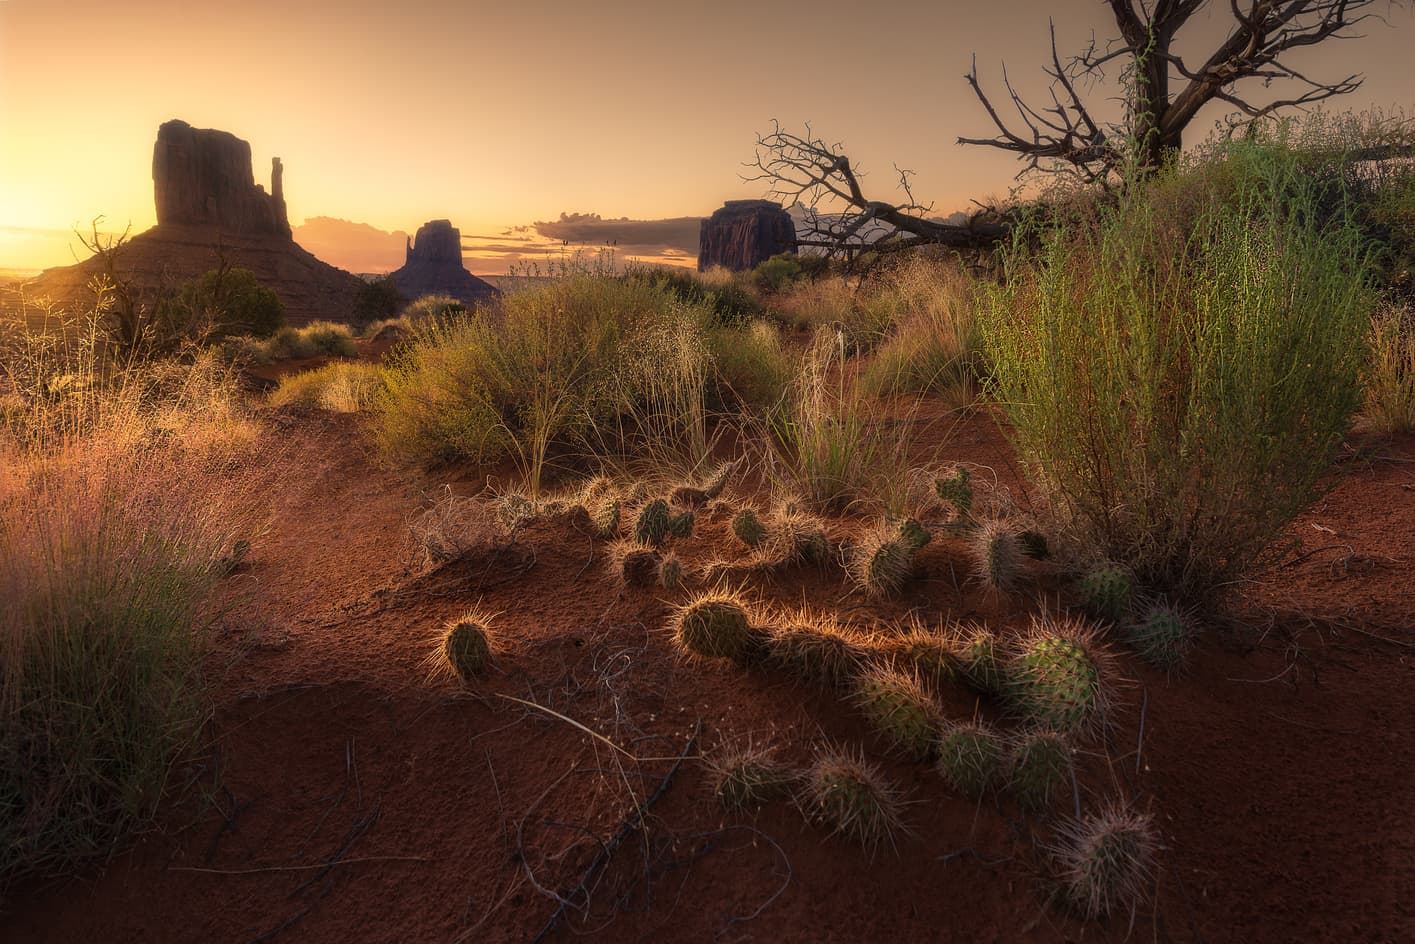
[635,498,672,545]
[934,465,973,518]
[669,591,760,662]
[436,610,495,684]
[1051,804,1159,918]
[935,720,1004,799]
[970,519,1025,592]
[731,507,767,548]
[1078,563,1133,624]
[657,553,684,591]
[1008,617,1110,733]
[766,616,867,687]
[852,664,945,761]
[804,744,908,854]
[706,741,796,811]
[956,625,1007,696]
[1007,730,1072,810]
[1125,600,1194,670]
[846,521,915,598]
[608,539,660,587]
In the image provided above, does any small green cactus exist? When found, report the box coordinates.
[700,459,739,499]
[439,612,494,683]
[852,664,945,761]
[971,519,1024,592]
[657,553,684,590]
[669,484,711,509]
[635,498,671,544]
[667,510,695,539]
[1124,600,1194,671]
[846,523,914,598]
[1052,804,1158,919]
[591,498,621,539]
[1007,730,1072,810]
[879,629,958,689]
[804,745,907,854]
[935,721,1003,799]
[609,539,659,587]
[707,742,795,811]
[894,516,932,551]
[934,466,973,517]
[732,508,767,548]
[956,625,1006,696]
[670,591,759,662]
[766,618,866,687]
[1008,619,1110,733]
[1078,563,1133,624]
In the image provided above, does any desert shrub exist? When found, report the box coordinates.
[153,266,286,346]
[352,275,403,329]
[400,293,466,323]
[0,328,257,884]
[624,265,763,325]
[372,276,715,495]
[706,319,796,413]
[217,333,275,367]
[980,139,1376,599]
[268,361,383,413]
[773,274,893,354]
[752,252,810,294]
[1364,304,1415,434]
[266,320,357,360]
[860,261,980,403]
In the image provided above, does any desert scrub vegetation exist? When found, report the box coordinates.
[858,258,981,403]
[0,313,260,885]
[1364,303,1415,434]
[371,275,720,496]
[980,138,1377,600]
[268,361,383,412]
[222,318,358,364]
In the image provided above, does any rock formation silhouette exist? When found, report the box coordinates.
[388,220,498,306]
[8,120,364,326]
[697,200,797,272]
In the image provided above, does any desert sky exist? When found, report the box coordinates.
[2,0,1412,274]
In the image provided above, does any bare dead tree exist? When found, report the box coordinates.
[748,2,1404,257]
[962,1,1401,178]
[745,122,1010,259]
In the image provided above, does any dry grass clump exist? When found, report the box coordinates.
[705,740,797,811]
[859,260,980,405]
[407,489,507,567]
[1006,730,1073,810]
[668,589,762,663]
[430,610,498,684]
[267,361,383,413]
[802,744,908,854]
[852,664,945,761]
[1363,303,1415,433]
[1050,804,1159,919]
[1006,614,1116,735]
[935,720,1005,799]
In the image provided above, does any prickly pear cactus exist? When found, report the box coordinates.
[592,498,621,539]
[667,510,695,539]
[732,508,767,548]
[1078,564,1132,623]
[894,516,931,551]
[635,498,671,545]
[1125,602,1192,670]
[1011,635,1102,731]
[934,466,973,517]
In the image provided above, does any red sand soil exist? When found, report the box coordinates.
[3,400,1413,944]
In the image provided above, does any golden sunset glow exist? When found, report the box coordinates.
[2,0,1412,274]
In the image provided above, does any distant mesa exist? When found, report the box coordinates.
[389,220,499,306]
[698,200,797,272]
[8,119,364,327]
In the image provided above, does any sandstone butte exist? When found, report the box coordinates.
[5,120,365,327]
[697,200,798,272]
[389,219,498,307]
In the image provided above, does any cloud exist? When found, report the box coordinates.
[532,212,702,255]
[292,216,410,274]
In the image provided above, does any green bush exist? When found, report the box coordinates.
[352,275,403,329]
[706,319,795,413]
[624,266,762,325]
[752,252,826,294]
[980,140,1375,599]
[155,266,285,344]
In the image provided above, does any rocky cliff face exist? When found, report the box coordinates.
[389,220,498,306]
[153,119,291,238]
[697,200,797,272]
